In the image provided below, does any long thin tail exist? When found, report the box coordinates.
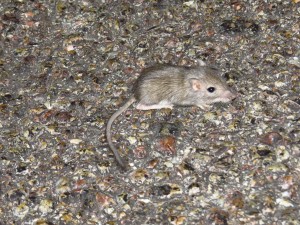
[106,96,136,169]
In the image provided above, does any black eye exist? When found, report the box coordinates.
[207,87,215,93]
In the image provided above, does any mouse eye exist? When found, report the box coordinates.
[207,87,215,93]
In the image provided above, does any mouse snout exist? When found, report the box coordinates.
[225,90,237,101]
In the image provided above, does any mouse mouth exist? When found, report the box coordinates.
[224,91,237,101]
[213,98,231,103]
[212,91,236,103]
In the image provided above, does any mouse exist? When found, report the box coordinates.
[106,64,237,169]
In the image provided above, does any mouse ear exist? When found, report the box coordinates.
[189,78,203,91]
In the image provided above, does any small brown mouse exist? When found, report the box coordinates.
[106,64,236,169]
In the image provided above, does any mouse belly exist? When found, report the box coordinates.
[136,100,173,110]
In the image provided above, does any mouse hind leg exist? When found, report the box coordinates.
[136,100,173,110]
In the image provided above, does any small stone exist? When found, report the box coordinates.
[267,163,288,172]
[147,158,160,168]
[55,177,71,194]
[36,110,56,123]
[154,171,170,181]
[168,215,186,225]
[157,136,176,155]
[257,149,272,156]
[39,199,53,214]
[128,136,137,145]
[69,139,83,144]
[14,203,29,218]
[131,168,149,183]
[151,184,172,196]
[188,183,201,195]
[276,198,294,207]
[275,146,289,161]
[133,145,147,158]
[228,191,244,209]
[220,18,259,33]
[208,208,229,225]
[274,81,286,88]
[96,193,115,207]
[260,132,283,146]
[55,111,72,123]
[33,219,51,225]
[281,175,293,190]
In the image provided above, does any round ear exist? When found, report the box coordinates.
[189,78,203,91]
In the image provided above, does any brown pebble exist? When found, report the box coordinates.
[208,208,229,225]
[147,158,159,169]
[257,149,272,156]
[157,136,176,155]
[228,191,244,209]
[133,146,147,159]
[260,132,283,146]
[96,193,114,207]
[55,111,72,123]
[151,184,171,196]
[36,110,56,123]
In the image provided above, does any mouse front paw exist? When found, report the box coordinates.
[197,104,212,111]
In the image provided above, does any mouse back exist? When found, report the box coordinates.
[133,65,187,103]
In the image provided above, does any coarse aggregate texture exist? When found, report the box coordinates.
[0,0,300,224]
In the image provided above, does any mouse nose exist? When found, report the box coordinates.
[230,91,238,100]
[226,90,238,101]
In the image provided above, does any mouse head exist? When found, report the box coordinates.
[189,67,236,104]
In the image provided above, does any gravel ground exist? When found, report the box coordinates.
[1,0,300,224]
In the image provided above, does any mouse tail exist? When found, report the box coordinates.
[106,96,136,170]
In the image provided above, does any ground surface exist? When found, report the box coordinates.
[1,0,300,224]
